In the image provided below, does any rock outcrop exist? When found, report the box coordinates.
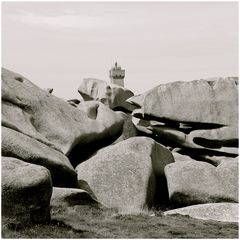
[78,78,135,111]
[1,67,238,228]
[164,203,238,223]
[164,159,238,206]
[2,68,123,156]
[131,77,238,165]
[76,137,174,210]
[2,157,52,225]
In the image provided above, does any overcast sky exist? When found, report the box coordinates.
[2,2,238,99]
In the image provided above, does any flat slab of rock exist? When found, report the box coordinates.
[140,77,238,125]
[78,78,134,111]
[2,68,123,155]
[164,159,238,206]
[164,203,238,223]
[2,126,77,187]
[2,157,52,225]
[76,137,174,210]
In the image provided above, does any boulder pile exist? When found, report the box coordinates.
[78,78,135,112]
[1,68,238,225]
[131,78,238,166]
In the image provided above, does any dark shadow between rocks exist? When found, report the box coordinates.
[153,175,171,209]
[67,134,122,168]
[193,138,239,148]
[149,144,172,210]
[177,148,238,160]
[113,106,132,113]
[132,113,226,134]
[144,171,156,209]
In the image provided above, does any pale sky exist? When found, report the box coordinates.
[2,2,238,99]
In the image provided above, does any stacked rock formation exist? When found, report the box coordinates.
[128,77,238,221]
[1,68,238,226]
[130,78,238,165]
[1,68,124,224]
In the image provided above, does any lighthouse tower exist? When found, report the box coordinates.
[109,62,125,87]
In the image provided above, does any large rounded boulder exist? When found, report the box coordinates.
[164,159,238,206]
[2,157,52,225]
[76,137,174,210]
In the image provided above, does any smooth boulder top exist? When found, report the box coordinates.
[78,78,134,110]
[76,136,174,210]
[2,68,123,155]
[164,203,238,223]
[140,77,238,125]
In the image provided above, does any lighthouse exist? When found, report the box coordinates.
[109,62,125,87]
